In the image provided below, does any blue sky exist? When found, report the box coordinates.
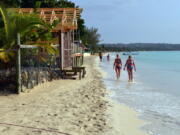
[71,0,180,43]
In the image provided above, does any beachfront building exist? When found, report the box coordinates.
[12,8,83,70]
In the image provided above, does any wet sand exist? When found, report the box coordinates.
[0,56,149,135]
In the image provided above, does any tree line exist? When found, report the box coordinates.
[100,43,180,52]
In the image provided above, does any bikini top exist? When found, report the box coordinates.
[115,58,121,65]
[127,59,134,66]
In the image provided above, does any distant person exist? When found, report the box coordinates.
[107,54,110,61]
[99,52,102,62]
[113,54,122,79]
[124,55,136,82]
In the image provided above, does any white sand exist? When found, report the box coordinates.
[0,56,149,135]
[105,100,149,135]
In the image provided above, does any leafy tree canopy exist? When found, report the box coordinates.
[19,0,75,8]
[0,0,75,8]
[82,27,101,53]
[0,0,21,7]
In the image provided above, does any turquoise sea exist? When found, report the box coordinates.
[100,51,180,135]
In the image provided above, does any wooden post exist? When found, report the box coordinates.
[82,55,84,65]
[82,48,84,65]
[16,33,21,94]
[58,31,62,70]
[37,48,40,85]
[61,32,64,69]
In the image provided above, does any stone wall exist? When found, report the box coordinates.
[21,68,61,92]
[0,68,61,93]
[0,69,16,93]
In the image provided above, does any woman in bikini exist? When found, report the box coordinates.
[124,55,136,82]
[107,54,110,61]
[99,52,102,62]
[113,54,122,79]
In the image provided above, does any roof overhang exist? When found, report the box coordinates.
[9,8,83,32]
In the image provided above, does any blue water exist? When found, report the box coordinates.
[100,51,180,135]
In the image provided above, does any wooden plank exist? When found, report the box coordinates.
[20,44,58,49]
[20,45,38,49]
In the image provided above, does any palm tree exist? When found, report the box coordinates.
[0,5,56,62]
[0,6,59,93]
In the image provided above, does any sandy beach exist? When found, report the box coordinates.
[0,56,149,135]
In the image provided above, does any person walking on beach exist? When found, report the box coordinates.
[99,52,102,62]
[124,55,136,82]
[113,54,122,79]
[107,54,110,61]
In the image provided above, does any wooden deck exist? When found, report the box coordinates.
[62,66,86,80]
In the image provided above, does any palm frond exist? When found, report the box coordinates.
[0,51,10,63]
[0,7,56,62]
[43,45,58,55]
[0,5,10,40]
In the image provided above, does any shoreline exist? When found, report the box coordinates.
[95,57,149,135]
[0,56,149,135]
[105,99,149,135]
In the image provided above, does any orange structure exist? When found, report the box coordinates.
[11,8,82,31]
[11,8,83,70]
